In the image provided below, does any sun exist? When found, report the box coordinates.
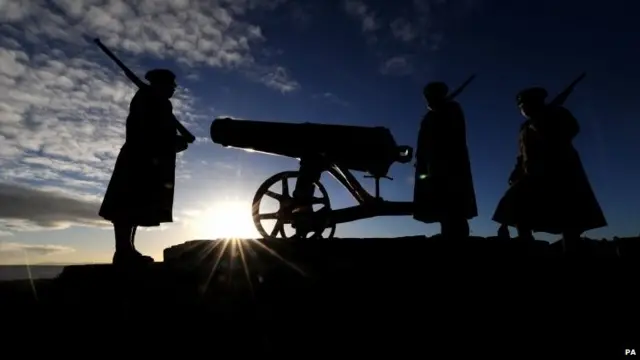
[192,201,259,240]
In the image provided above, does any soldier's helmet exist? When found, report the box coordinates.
[423,82,449,100]
[145,68,176,85]
[516,87,547,105]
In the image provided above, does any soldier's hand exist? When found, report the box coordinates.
[508,166,522,185]
[175,136,189,153]
[509,172,519,185]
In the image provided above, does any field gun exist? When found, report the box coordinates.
[210,118,415,239]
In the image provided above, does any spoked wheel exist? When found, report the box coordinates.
[252,171,335,240]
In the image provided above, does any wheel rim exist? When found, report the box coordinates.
[252,171,335,240]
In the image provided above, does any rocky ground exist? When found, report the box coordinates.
[1,236,638,356]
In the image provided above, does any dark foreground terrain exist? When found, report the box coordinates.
[2,236,639,356]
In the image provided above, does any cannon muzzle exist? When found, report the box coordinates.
[210,117,412,178]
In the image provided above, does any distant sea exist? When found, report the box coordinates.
[0,265,66,281]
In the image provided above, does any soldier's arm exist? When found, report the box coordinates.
[415,117,429,164]
[441,102,466,153]
[451,102,467,147]
[509,154,525,184]
[160,101,188,153]
[125,91,147,146]
[126,90,164,155]
[509,124,528,184]
[166,103,189,153]
[175,132,189,153]
[549,106,580,141]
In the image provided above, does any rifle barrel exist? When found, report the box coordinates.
[447,74,477,100]
[548,72,586,107]
[93,38,196,143]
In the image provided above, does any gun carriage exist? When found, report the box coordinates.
[210,118,415,239]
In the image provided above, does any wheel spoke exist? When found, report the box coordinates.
[270,221,283,237]
[265,190,284,201]
[259,212,278,220]
[254,171,336,240]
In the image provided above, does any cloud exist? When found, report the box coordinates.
[379,56,413,76]
[404,0,446,50]
[0,46,180,234]
[289,2,314,28]
[0,0,303,235]
[0,182,106,232]
[215,115,243,120]
[342,0,425,45]
[244,64,299,93]
[312,92,350,107]
[0,0,299,92]
[401,0,480,50]
[343,0,380,33]
[390,18,416,43]
[343,0,480,75]
[0,242,75,258]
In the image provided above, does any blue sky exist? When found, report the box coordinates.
[0,0,638,264]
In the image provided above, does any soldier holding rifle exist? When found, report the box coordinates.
[96,39,193,265]
[492,75,607,249]
[413,79,478,239]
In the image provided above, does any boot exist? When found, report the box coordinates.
[441,219,469,240]
[516,226,535,242]
[112,251,153,266]
[497,224,510,240]
[130,225,154,263]
[561,231,581,254]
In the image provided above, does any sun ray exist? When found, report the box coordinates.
[237,240,255,297]
[185,200,310,287]
[192,239,225,270]
[202,239,231,292]
[249,239,307,276]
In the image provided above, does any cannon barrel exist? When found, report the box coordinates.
[210,118,412,178]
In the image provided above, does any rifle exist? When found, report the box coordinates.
[447,74,476,100]
[548,72,586,107]
[93,38,196,144]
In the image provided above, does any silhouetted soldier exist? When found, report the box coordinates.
[99,69,189,265]
[413,82,478,238]
[492,87,607,248]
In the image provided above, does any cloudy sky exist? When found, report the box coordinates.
[0,0,638,264]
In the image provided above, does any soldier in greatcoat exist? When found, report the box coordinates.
[492,87,607,247]
[99,69,189,265]
[413,82,478,238]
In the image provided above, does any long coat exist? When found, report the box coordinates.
[413,101,478,223]
[492,106,607,234]
[99,87,181,227]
